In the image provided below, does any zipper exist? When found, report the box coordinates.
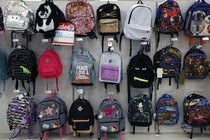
[128,5,151,24]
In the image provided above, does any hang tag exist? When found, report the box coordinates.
[171,37,178,41]
[12,39,19,42]
[77,89,83,94]
[202,37,209,41]
[42,39,49,43]
[141,41,148,45]
[157,68,163,78]
[108,38,113,47]
[45,90,52,94]
[76,38,83,42]
[17,94,24,99]
[196,45,202,49]
[13,90,20,94]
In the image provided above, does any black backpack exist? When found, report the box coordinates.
[127,51,155,102]
[35,0,66,38]
[8,45,38,95]
[68,97,94,136]
[128,94,153,134]
[154,46,181,89]
[97,2,121,52]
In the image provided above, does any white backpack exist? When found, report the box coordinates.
[4,0,34,31]
[120,1,152,56]
[123,3,152,40]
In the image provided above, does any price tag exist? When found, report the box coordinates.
[17,94,24,99]
[141,41,148,45]
[171,38,178,41]
[157,68,163,78]
[77,89,83,94]
[13,90,20,94]
[12,39,19,42]
[196,45,202,49]
[108,38,113,47]
[42,39,49,43]
[76,38,83,42]
[202,37,209,41]
[45,90,52,94]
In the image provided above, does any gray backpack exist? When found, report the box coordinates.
[96,97,125,140]
[37,94,67,132]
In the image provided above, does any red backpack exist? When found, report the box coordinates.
[38,48,62,91]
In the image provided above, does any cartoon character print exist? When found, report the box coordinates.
[159,1,183,33]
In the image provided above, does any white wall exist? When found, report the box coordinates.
[0,0,210,136]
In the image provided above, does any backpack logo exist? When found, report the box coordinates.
[20,66,31,74]
[77,106,83,112]
[137,102,143,112]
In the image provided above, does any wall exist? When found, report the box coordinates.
[0,0,210,136]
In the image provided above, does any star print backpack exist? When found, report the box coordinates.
[96,96,125,140]
[7,92,37,139]
[37,94,67,133]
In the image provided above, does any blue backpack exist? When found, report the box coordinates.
[0,50,9,91]
[156,94,179,132]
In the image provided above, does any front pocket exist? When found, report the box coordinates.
[40,118,61,131]
[98,19,119,33]
[71,119,92,131]
[101,64,119,82]
[125,24,151,40]
[40,67,57,78]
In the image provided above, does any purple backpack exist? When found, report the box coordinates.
[7,93,37,139]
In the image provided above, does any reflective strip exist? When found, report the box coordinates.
[134,77,148,82]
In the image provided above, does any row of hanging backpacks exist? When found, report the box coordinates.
[182,93,210,139]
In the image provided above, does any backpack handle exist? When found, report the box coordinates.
[45,0,54,3]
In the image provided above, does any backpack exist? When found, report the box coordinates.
[65,0,97,39]
[4,0,34,31]
[35,0,66,38]
[38,48,62,91]
[0,5,4,32]
[155,0,184,48]
[8,45,38,95]
[184,0,210,42]
[154,46,182,89]
[119,0,152,56]
[37,94,67,132]
[127,51,155,101]
[182,46,209,79]
[7,92,37,139]
[156,94,179,132]
[128,94,153,134]
[0,50,9,91]
[69,48,95,86]
[183,93,210,127]
[68,96,94,136]
[96,97,125,140]
[99,49,122,92]
[97,2,121,52]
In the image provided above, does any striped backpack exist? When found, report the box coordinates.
[7,92,37,139]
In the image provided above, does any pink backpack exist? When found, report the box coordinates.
[38,48,62,91]
[65,0,97,39]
